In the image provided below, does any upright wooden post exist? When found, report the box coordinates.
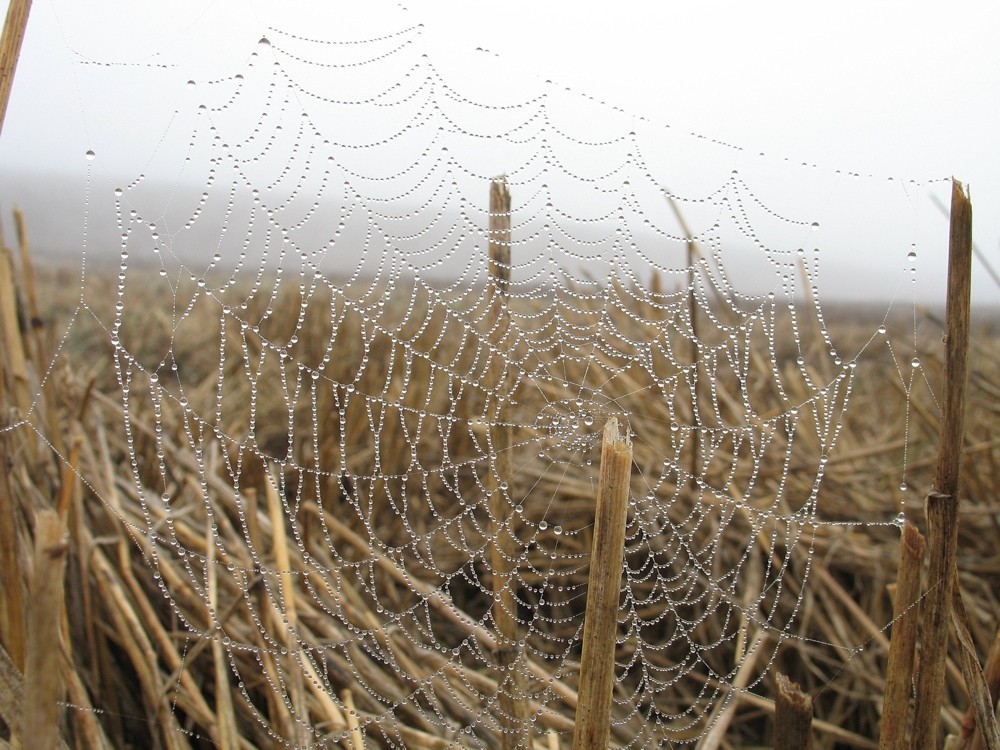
[573,418,632,750]
[909,178,973,750]
[486,176,529,748]
[0,0,32,138]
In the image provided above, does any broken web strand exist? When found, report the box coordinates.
[32,6,953,747]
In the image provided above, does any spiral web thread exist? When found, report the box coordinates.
[56,13,945,748]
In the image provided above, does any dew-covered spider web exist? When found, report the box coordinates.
[44,4,953,748]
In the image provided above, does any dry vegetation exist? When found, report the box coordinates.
[1,246,998,749]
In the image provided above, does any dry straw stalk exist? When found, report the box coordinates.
[910,178,973,750]
[573,418,633,750]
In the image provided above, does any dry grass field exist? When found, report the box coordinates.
[1,250,998,749]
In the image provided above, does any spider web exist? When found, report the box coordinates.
[55,8,944,748]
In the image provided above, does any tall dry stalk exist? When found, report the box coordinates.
[486,175,530,747]
[0,3,34,683]
[0,0,31,138]
[23,510,69,750]
[666,194,702,485]
[573,418,633,750]
[880,522,927,750]
[963,625,1000,750]
[774,673,813,750]
[910,178,973,749]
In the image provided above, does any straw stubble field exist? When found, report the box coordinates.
[1,249,998,749]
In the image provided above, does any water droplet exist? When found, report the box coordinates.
[907,251,917,262]
[258,37,271,46]
[85,149,96,161]
[810,221,819,231]
[895,512,906,527]
[583,414,594,426]
[911,357,920,368]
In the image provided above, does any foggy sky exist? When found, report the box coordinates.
[0,0,997,305]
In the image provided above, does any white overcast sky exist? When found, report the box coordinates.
[0,0,997,303]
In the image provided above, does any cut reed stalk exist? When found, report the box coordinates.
[0,235,30,413]
[486,175,530,748]
[910,178,973,750]
[964,624,1000,750]
[206,504,239,750]
[950,582,1000,750]
[0,0,31,137]
[880,522,927,750]
[666,195,702,485]
[56,432,82,521]
[774,672,813,750]
[342,689,365,750]
[23,509,69,750]
[573,418,632,750]
[697,628,767,750]
[12,207,42,367]
[0,430,26,673]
